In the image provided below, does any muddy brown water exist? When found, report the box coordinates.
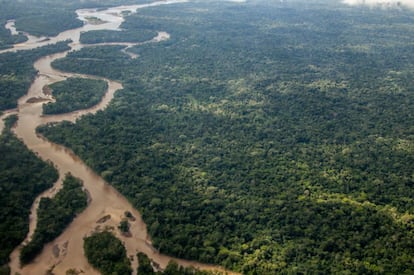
[1,1,238,274]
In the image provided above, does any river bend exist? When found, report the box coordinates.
[1,1,237,274]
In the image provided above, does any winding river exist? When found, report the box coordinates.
[1,1,237,274]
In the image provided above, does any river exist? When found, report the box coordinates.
[1,1,238,274]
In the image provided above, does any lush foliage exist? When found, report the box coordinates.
[137,252,155,274]
[20,173,87,265]
[161,262,213,275]
[80,29,157,44]
[43,77,108,115]
[0,2,80,38]
[138,252,214,275]
[0,20,27,50]
[0,115,58,270]
[83,231,132,275]
[0,41,70,111]
[0,0,154,47]
[15,13,82,38]
[52,45,128,80]
[38,0,414,273]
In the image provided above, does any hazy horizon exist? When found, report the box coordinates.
[343,0,414,9]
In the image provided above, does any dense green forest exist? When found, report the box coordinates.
[138,252,214,275]
[80,29,157,44]
[83,231,132,275]
[43,77,108,115]
[0,0,413,273]
[0,116,58,274]
[0,41,70,111]
[0,2,80,38]
[20,173,87,265]
[0,21,27,51]
[52,45,128,80]
[0,0,152,41]
[41,1,414,273]
[84,233,214,275]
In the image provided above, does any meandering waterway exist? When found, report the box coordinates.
[1,1,238,274]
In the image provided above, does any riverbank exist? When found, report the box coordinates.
[3,1,237,274]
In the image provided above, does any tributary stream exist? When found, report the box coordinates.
[0,1,237,274]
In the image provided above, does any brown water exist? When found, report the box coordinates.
[5,20,18,35]
[2,1,238,274]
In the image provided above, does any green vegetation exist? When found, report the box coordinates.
[43,77,108,115]
[0,264,9,275]
[20,173,87,265]
[0,115,58,271]
[137,252,155,274]
[80,29,157,44]
[15,12,82,38]
[0,0,141,49]
[0,41,70,111]
[118,220,130,234]
[163,262,215,275]
[0,2,80,38]
[0,0,156,42]
[0,20,27,50]
[137,253,214,275]
[52,45,129,80]
[83,231,132,275]
[85,16,106,25]
[41,1,414,273]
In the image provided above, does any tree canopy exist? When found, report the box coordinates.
[43,77,108,115]
[1,0,413,273]
[83,231,132,275]
[20,173,87,265]
[41,1,414,273]
[0,116,58,272]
